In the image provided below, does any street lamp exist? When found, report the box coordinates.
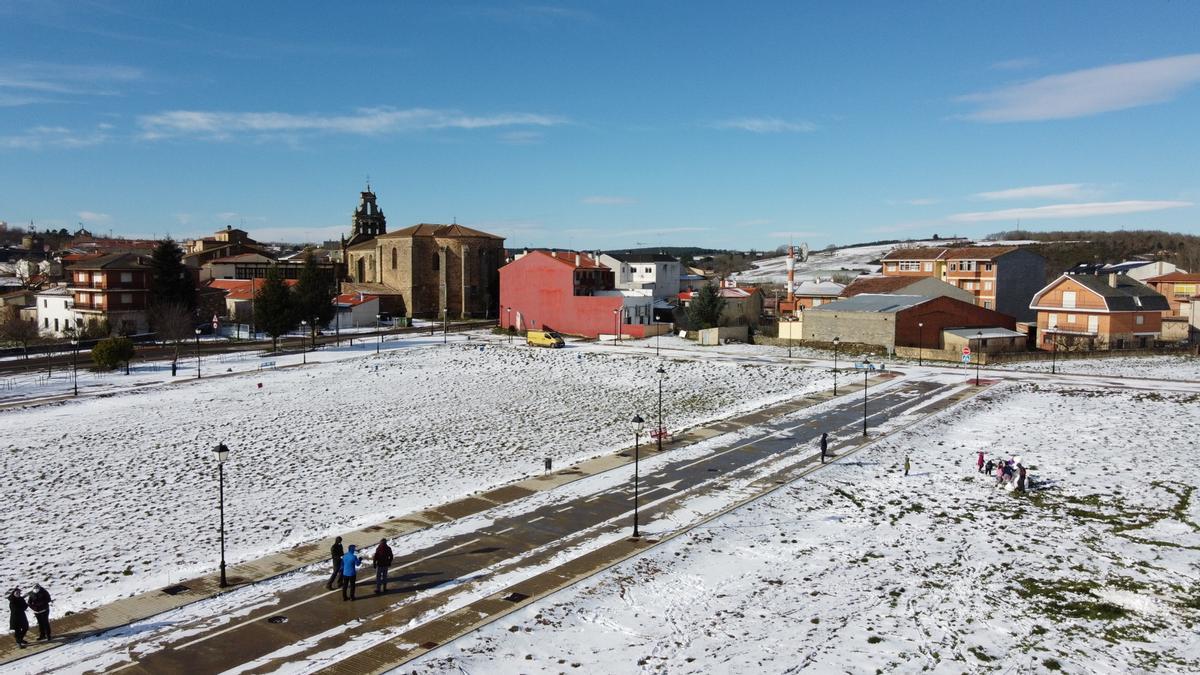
[311,317,318,350]
[443,307,448,344]
[630,414,645,538]
[656,365,666,453]
[506,307,513,345]
[194,328,202,379]
[832,337,840,395]
[1050,332,1057,374]
[212,442,230,588]
[917,322,924,366]
[376,314,382,354]
[70,337,79,397]
[975,330,983,386]
[861,355,871,437]
[612,308,620,344]
[300,320,308,365]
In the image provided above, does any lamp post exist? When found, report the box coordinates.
[70,337,79,397]
[506,307,512,344]
[194,328,202,379]
[861,355,871,437]
[375,314,382,354]
[917,322,924,366]
[656,365,666,453]
[212,442,229,588]
[443,307,448,344]
[612,308,620,344]
[1050,333,1057,374]
[311,317,318,350]
[832,337,840,395]
[975,330,983,385]
[630,414,645,538]
[300,320,308,365]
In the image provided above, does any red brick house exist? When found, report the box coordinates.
[1029,273,1170,350]
[881,245,1045,320]
[1143,271,1200,319]
[68,252,152,335]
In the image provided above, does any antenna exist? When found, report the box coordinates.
[366,174,371,191]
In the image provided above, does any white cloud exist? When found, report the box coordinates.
[972,183,1100,201]
[0,125,110,150]
[77,211,112,224]
[711,117,817,133]
[948,200,1192,223]
[581,195,635,205]
[138,107,567,141]
[958,53,1200,122]
[0,62,142,106]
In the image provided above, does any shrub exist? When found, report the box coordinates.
[92,336,135,371]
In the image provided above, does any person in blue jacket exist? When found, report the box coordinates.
[340,544,363,601]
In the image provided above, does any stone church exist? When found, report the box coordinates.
[340,187,506,319]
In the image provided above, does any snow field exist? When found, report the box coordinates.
[1002,354,1200,381]
[409,382,1200,673]
[0,342,826,615]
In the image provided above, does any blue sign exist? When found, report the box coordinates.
[961,354,971,363]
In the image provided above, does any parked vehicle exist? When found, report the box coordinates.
[527,330,565,348]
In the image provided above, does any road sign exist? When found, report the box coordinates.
[962,346,971,356]
[961,354,971,363]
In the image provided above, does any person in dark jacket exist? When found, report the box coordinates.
[26,584,51,641]
[984,458,995,475]
[819,432,828,464]
[372,538,394,594]
[326,536,344,591]
[8,587,29,648]
[340,544,362,601]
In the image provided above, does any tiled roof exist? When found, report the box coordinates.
[207,278,298,301]
[944,327,1024,339]
[383,223,504,240]
[943,246,1019,260]
[67,252,149,270]
[841,276,919,296]
[207,253,273,264]
[793,280,845,297]
[1048,274,1170,312]
[528,250,608,270]
[335,292,378,307]
[1145,271,1200,283]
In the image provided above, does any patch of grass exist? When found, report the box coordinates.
[867,635,882,644]
[968,646,993,662]
[1043,658,1062,671]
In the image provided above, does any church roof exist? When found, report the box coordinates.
[382,223,504,240]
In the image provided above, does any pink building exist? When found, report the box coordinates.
[498,250,656,339]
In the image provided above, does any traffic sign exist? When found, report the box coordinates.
[961,354,971,363]
[962,346,971,356]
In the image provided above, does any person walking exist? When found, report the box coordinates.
[819,432,828,464]
[340,544,362,601]
[8,587,29,648]
[326,536,344,591]
[904,455,911,477]
[976,451,985,473]
[372,538,394,595]
[1017,464,1027,492]
[26,584,51,641]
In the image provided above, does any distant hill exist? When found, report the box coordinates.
[990,229,1200,279]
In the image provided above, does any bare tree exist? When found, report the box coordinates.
[0,307,44,359]
[151,301,195,364]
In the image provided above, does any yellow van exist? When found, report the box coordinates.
[527,330,565,348]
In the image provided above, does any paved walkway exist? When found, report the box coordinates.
[5,372,984,673]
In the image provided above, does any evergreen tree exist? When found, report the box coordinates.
[254,266,297,351]
[686,284,726,330]
[293,251,336,346]
[149,238,195,312]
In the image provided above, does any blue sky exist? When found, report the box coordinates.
[1,1,1198,250]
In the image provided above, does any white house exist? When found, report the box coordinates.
[597,252,682,300]
[331,292,381,329]
[35,285,79,337]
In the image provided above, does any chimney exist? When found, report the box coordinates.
[575,252,581,268]
[785,245,796,304]
[1108,273,1118,288]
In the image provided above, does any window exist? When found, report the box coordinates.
[432,252,440,271]
[983,300,993,309]
[985,263,993,271]
[54,318,59,331]
[121,293,132,304]
[923,262,933,272]
[1048,313,1058,328]
[43,318,49,328]
[1061,291,1076,309]
[898,261,921,272]
[983,281,992,291]
[120,272,133,283]
[1088,315,1099,333]
[391,248,397,270]
[42,299,47,308]
[886,263,897,272]
[959,260,977,272]
[1135,314,1144,325]
[93,272,103,284]
[1066,314,1076,324]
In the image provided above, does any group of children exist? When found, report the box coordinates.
[976,451,1028,491]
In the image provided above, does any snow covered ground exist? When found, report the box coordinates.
[0,339,827,615]
[731,239,959,284]
[410,382,1200,673]
[1001,354,1200,381]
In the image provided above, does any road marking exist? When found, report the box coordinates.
[556,506,571,513]
[171,538,481,651]
[493,526,514,535]
[529,516,544,523]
